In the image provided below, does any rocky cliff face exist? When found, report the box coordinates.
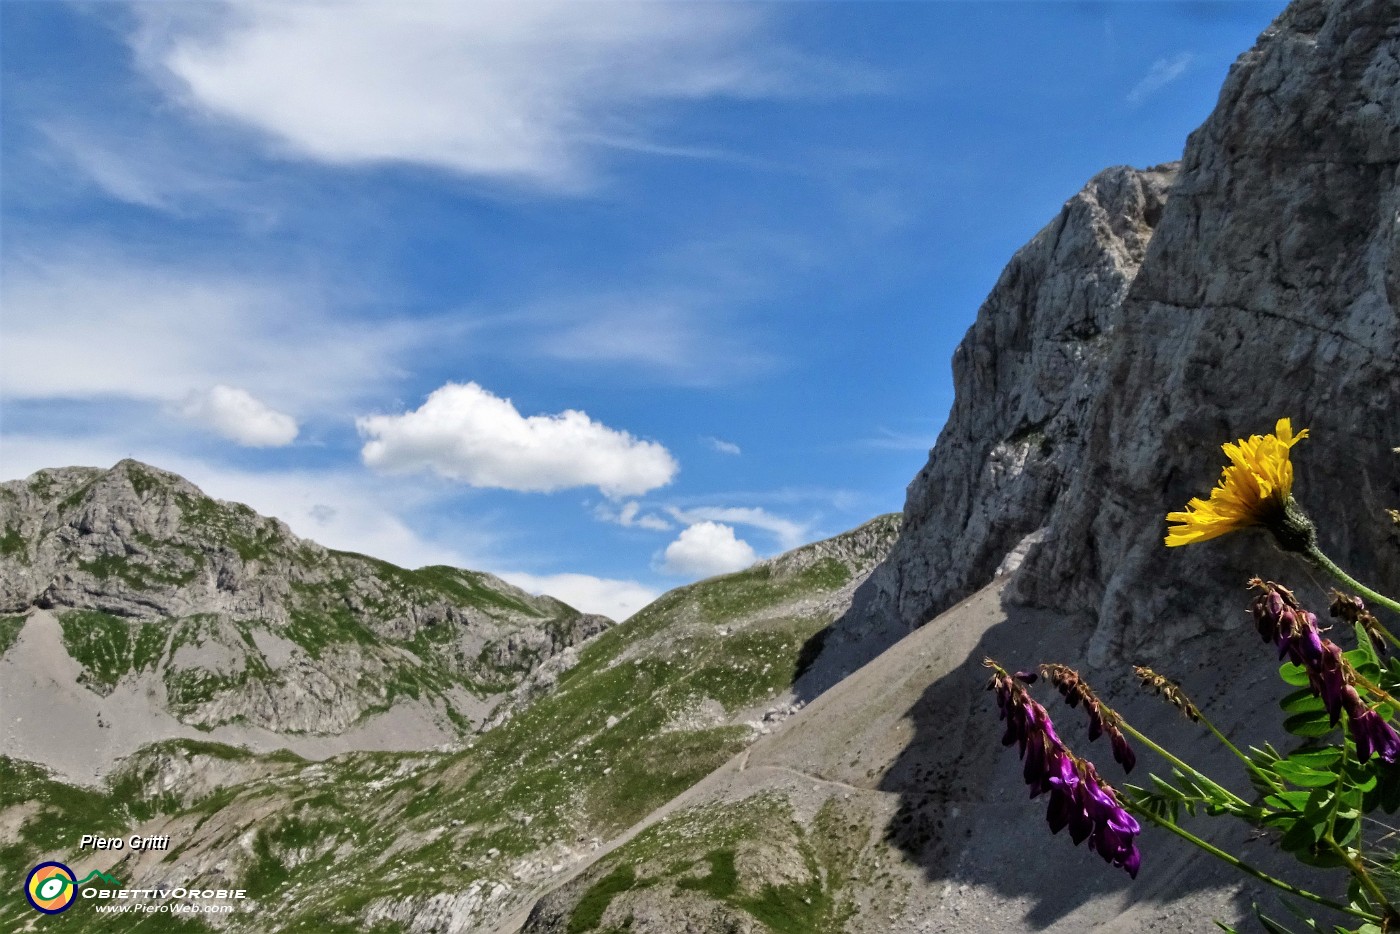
[886,0,1399,663]
[887,163,1177,640]
[0,459,608,741]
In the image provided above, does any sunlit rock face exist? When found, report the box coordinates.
[887,0,1399,663]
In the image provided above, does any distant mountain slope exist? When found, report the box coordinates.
[0,459,609,774]
[0,514,900,933]
[521,583,1323,934]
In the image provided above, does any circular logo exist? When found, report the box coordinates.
[25,862,77,914]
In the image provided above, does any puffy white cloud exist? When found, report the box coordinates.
[133,1,812,190]
[667,505,808,551]
[181,385,298,447]
[703,436,742,455]
[358,382,677,497]
[660,521,757,577]
[501,571,658,621]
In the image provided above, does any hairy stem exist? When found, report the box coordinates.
[1307,545,1400,626]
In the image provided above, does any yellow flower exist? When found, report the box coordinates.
[1165,418,1309,547]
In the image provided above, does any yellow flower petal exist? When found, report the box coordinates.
[1164,419,1308,547]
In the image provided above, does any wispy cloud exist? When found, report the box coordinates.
[594,501,673,532]
[0,249,421,415]
[861,426,937,452]
[36,120,243,215]
[667,505,810,551]
[514,293,778,387]
[1126,52,1194,108]
[703,436,742,456]
[129,2,861,192]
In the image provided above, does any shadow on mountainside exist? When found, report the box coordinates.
[873,590,1349,931]
[791,567,911,706]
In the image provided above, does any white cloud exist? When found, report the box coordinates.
[0,251,420,412]
[524,297,777,387]
[595,500,672,532]
[358,382,678,497]
[132,1,822,190]
[501,571,658,621]
[1127,52,1194,108]
[668,505,809,551]
[660,521,757,577]
[862,426,937,452]
[181,385,298,447]
[704,436,742,456]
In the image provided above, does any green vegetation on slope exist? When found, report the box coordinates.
[562,794,864,934]
[59,611,171,694]
[0,613,26,656]
[0,741,306,934]
[0,515,899,934]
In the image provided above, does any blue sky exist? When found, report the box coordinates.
[0,1,1281,619]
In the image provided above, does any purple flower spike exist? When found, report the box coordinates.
[986,660,1143,878]
[1249,580,1400,765]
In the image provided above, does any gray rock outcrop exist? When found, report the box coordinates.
[883,0,1399,662]
[0,459,610,737]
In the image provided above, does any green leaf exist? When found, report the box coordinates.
[1353,622,1381,663]
[1280,688,1326,715]
[1333,815,1360,847]
[1286,748,1342,769]
[1279,662,1311,687]
[1278,815,1322,853]
[1264,790,1311,811]
[1272,760,1337,787]
[1344,648,1380,681]
[1283,711,1336,738]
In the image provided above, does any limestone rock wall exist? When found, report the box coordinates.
[888,0,1400,662]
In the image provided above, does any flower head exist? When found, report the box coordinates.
[985,659,1142,876]
[1249,580,1399,763]
[1165,418,1309,547]
[1040,663,1136,773]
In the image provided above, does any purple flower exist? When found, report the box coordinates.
[1341,686,1400,764]
[987,660,1142,877]
[1039,663,1136,775]
[1250,580,1400,765]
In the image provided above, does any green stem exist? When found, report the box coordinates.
[1352,673,1400,711]
[1306,544,1400,623]
[1126,802,1380,924]
[1195,712,1284,795]
[1117,721,1253,812]
[1326,838,1394,922]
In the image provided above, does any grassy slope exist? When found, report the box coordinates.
[0,516,899,933]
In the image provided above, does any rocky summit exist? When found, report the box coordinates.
[1,0,1397,932]
[0,459,608,775]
